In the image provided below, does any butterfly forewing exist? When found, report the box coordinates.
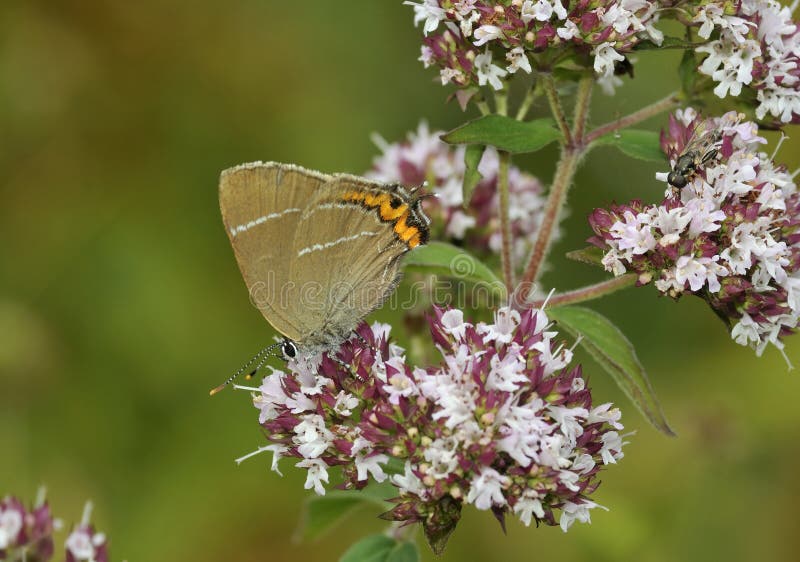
[288,176,412,348]
[219,162,331,342]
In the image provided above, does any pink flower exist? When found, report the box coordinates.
[590,110,800,361]
[235,307,626,544]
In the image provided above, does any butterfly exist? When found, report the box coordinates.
[211,161,430,394]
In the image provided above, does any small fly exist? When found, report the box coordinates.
[667,120,723,189]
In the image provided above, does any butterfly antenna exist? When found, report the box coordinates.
[210,342,281,396]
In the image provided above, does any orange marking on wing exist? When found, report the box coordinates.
[379,200,407,221]
[408,233,422,248]
[342,190,364,203]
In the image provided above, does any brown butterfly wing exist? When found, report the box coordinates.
[288,175,426,349]
[219,161,331,342]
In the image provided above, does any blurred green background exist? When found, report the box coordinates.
[2,2,799,561]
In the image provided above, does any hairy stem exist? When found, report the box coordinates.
[498,150,514,294]
[584,93,680,144]
[542,74,572,145]
[516,147,580,304]
[572,77,594,142]
[476,99,491,116]
[514,78,595,306]
[530,274,637,308]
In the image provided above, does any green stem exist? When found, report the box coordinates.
[476,99,491,116]
[498,150,514,294]
[584,93,679,144]
[541,73,572,145]
[495,90,508,116]
[515,82,538,120]
[572,77,593,143]
[530,274,637,308]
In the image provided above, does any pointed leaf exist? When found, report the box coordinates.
[340,534,397,562]
[462,144,486,206]
[547,306,675,436]
[441,115,561,154]
[679,48,697,99]
[405,242,506,299]
[296,490,390,542]
[565,246,605,267]
[592,129,665,162]
[386,542,419,562]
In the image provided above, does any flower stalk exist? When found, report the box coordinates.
[542,73,573,145]
[497,150,514,294]
[584,93,679,145]
[530,274,637,308]
[572,77,594,142]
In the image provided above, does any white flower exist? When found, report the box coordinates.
[674,255,728,292]
[466,467,510,510]
[473,24,503,46]
[424,436,461,479]
[478,306,521,344]
[391,462,428,496]
[506,46,532,74]
[609,211,657,256]
[474,50,508,91]
[560,500,606,532]
[297,458,330,495]
[599,431,625,464]
[514,493,545,526]
[383,370,418,404]
[405,0,446,35]
[333,390,360,416]
[548,405,588,445]
[293,414,334,459]
[440,67,466,86]
[355,453,389,482]
[588,403,624,429]
[0,509,22,549]
[486,347,528,392]
[593,42,625,78]
[65,528,105,561]
[440,308,469,340]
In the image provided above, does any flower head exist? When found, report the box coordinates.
[65,503,108,562]
[690,0,800,124]
[408,0,663,94]
[238,307,626,547]
[590,109,800,360]
[0,495,56,561]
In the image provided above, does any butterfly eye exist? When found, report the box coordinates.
[281,340,298,359]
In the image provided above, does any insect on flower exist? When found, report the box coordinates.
[666,119,723,189]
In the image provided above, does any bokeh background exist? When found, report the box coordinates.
[2,2,799,561]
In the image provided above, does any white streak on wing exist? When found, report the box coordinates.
[297,231,377,257]
[230,208,301,237]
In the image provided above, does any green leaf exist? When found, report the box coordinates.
[441,115,561,154]
[405,242,506,299]
[386,542,419,562]
[565,246,605,267]
[679,48,697,99]
[547,306,675,436]
[340,534,398,562]
[296,490,389,542]
[592,129,665,162]
[462,144,485,206]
